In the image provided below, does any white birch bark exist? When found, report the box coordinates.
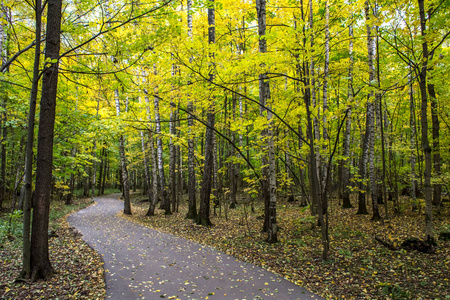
[153,86,170,215]
[309,0,320,212]
[143,89,159,216]
[342,22,353,208]
[321,0,330,191]
[365,1,380,220]
[0,2,7,67]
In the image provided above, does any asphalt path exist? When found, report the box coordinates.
[67,194,324,300]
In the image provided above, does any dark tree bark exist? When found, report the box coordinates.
[185,0,197,220]
[101,152,108,195]
[30,0,62,281]
[418,0,433,241]
[195,0,215,227]
[256,0,277,243]
[0,99,6,209]
[429,83,441,207]
[97,147,104,196]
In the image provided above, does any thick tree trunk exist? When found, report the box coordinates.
[365,1,381,221]
[196,0,215,227]
[115,89,131,215]
[256,0,277,243]
[16,0,41,277]
[418,0,433,241]
[30,0,62,281]
[141,83,159,216]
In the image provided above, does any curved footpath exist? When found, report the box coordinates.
[68,194,324,300]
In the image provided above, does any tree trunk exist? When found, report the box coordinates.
[195,0,215,227]
[365,1,381,221]
[0,2,8,210]
[140,130,152,203]
[429,83,440,207]
[409,63,418,211]
[0,99,6,209]
[19,2,42,266]
[185,0,197,220]
[342,22,353,209]
[97,147,104,196]
[101,151,108,195]
[309,0,319,215]
[169,103,176,212]
[256,0,277,243]
[115,89,131,215]
[30,0,62,281]
[418,0,433,241]
[153,88,170,215]
[186,101,197,219]
[228,93,237,209]
[321,0,329,192]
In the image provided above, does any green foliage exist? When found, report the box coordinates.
[379,282,411,300]
[0,210,23,243]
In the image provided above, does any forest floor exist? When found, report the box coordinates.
[124,193,450,300]
[0,193,448,299]
[0,198,105,299]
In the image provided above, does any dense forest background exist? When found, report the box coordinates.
[0,0,449,297]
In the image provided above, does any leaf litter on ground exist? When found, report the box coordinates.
[123,193,449,300]
[0,198,105,300]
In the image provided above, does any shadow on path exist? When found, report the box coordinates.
[67,194,324,300]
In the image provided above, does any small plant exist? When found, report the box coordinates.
[380,282,411,299]
[439,224,450,241]
[337,248,353,257]
[0,210,23,242]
